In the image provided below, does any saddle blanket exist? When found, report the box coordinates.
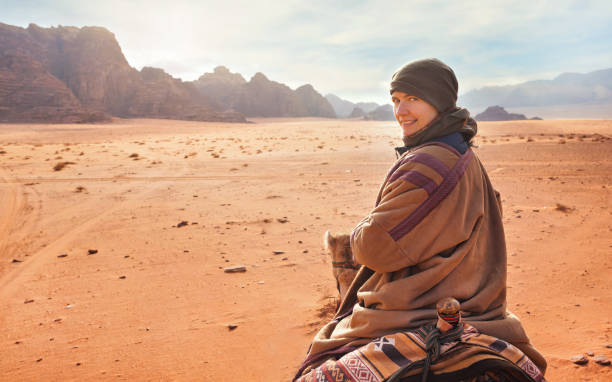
[296,324,545,382]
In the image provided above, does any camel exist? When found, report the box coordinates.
[324,231,359,303]
[314,232,546,381]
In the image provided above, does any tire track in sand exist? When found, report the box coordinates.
[0,177,187,299]
[0,170,25,262]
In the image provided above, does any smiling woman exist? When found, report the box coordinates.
[391,93,438,137]
[294,58,547,382]
[389,59,477,149]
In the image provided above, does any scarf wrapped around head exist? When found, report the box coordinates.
[390,58,478,148]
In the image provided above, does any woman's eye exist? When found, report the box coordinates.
[408,97,419,101]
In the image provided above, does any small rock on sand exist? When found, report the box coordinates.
[272,250,285,255]
[570,354,588,365]
[228,324,238,331]
[88,249,98,255]
[177,221,188,228]
[593,354,611,366]
[58,254,68,258]
[555,203,572,213]
[24,299,34,304]
[11,259,23,263]
[224,266,246,273]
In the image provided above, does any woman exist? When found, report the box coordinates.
[295,59,546,381]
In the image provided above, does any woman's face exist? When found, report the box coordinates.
[391,91,439,137]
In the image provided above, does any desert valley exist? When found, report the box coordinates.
[1,9,612,381]
[0,117,610,381]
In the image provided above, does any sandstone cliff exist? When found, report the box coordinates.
[1,22,337,123]
[294,84,335,118]
[0,23,245,123]
[0,24,109,122]
[127,67,244,122]
[194,67,336,118]
[194,66,247,108]
[0,52,108,123]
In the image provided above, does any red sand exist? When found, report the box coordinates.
[1,118,610,381]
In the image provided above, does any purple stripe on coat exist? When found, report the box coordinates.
[388,153,450,184]
[388,154,449,183]
[397,171,437,195]
[410,153,450,178]
[388,149,474,241]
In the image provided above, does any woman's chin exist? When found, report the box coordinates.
[402,128,422,137]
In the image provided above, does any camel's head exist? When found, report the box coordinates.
[324,231,359,302]
[324,230,352,263]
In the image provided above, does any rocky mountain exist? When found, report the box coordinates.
[475,105,541,121]
[0,24,108,122]
[194,67,335,118]
[127,66,243,122]
[193,66,246,109]
[364,104,395,121]
[460,68,612,111]
[348,107,365,118]
[325,93,379,118]
[0,50,106,123]
[0,22,245,123]
[295,84,336,118]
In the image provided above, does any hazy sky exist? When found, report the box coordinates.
[3,0,611,104]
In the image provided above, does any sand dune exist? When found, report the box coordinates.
[1,118,611,381]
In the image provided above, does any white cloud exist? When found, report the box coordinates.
[3,0,612,104]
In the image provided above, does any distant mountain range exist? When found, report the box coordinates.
[475,106,542,121]
[460,68,612,118]
[329,66,612,121]
[2,22,609,123]
[324,94,395,120]
[324,94,379,118]
[195,66,335,118]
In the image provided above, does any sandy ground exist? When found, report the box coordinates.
[0,118,611,381]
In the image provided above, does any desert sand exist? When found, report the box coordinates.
[1,118,610,381]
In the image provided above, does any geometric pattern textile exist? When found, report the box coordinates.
[295,324,545,382]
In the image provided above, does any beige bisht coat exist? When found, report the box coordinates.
[306,141,546,373]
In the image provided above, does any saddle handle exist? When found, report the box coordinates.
[436,297,461,333]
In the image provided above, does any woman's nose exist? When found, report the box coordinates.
[396,100,411,115]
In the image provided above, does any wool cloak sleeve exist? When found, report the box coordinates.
[350,148,483,273]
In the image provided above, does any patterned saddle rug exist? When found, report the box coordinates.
[295,323,545,382]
